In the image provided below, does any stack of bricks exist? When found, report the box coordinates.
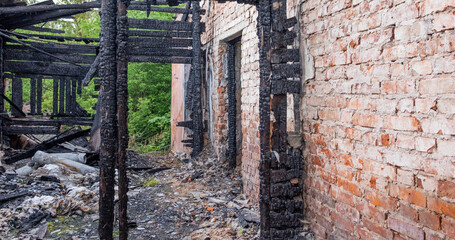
[200,0,261,202]
[300,0,455,238]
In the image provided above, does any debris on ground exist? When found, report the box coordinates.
[1,142,261,239]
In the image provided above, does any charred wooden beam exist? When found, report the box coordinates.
[0,93,25,117]
[37,77,42,114]
[128,48,192,57]
[18,26,65,34]
[2,9,87,30]
[0,2,99,15]
[129,37,192,48]
[53,78,58,114]
[0,31,82,66]
[30,77,36,114]
[4,49,96,65]
[176,120,192,129]
[65,77,71,114]
[0,37,4,112]
[71,78,77,114]
[256,0,272,238]
[227,41,236,168]
[127,5,205,14]
[271,48,300,64]
[3,126,58,135]
[117,1,129,238]
[4,128,90,164]
[4,61,90,77]
[98,0,118,238]
[5,42,97,55]
[129,55,191,64]
[19,33,99,43]
[128,30,192,38]
[270,80,301,94]
[82,54,100,86]
[59,77,65,114]
[271,63,301,80]
[190,1,203,157]
[11,76,23,117]
[129,18,193,31]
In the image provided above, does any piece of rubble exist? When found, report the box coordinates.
[32,151,96,174]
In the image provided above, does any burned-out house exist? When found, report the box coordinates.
[0,0,454,239]
[171,0,455,239]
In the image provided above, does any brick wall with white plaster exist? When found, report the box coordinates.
[299,0,455,239]
[200,1,261,202]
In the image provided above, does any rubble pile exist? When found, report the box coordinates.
[1,143,262,239]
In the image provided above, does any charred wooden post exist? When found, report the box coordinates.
[71,78,77,115]
[30,77,36,114]
[257,0,304,238]
[65,77,71,114]
[0,37,4,112]
[98,0,118,238]
[59,77,65,114]
[53,78,58,114]
[116,0,129,239]
[191,1,203,157]
[11,75,23,117]
[227,41,237,168]
[256,0,273,238]
[37,77,42,114]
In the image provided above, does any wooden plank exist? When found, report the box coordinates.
[127,5,205,14]
[30,77,36,114]
[271,49,300,64]
[4,61,90,77]
[53,78,58,114]
[11,76,23,117]
[4,49,97,64]
[18,26,65,34]
[129,55,192,64]
[37,77,42,114]
[59,77,65,114]
[128,30,192,38]
[2,9,87,29]
[5,42,97,55]
[129,18,193,31]
[129,37,192,48]
[271,63,301,80]
[0,37,4,112]
[129,47,192,57]
[71,78,77,114]
[65,78,71,114]
[3,126,58,135]
[20,33,99,43]
[270,80,301,94]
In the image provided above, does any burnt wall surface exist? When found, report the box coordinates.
[200,0,262,202]
[300,0,455,239]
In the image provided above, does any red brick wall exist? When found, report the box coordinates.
[300,0,455,239]
[200,1,261,202]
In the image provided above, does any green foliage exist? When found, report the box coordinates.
[141,177,159,187]
[10,1,179,153]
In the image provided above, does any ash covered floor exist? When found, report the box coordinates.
[0,146,260,240]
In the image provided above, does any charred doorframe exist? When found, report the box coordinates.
[226,36,242,168]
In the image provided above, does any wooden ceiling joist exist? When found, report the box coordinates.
[5,42,97,55]
[129,18,193,31]
[4,49,96,64]
[129,55,191,64]
[4,61,90,77]
[128,29,192,38]
[129,37,192,48]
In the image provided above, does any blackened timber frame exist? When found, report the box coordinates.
[227,36,241,168]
